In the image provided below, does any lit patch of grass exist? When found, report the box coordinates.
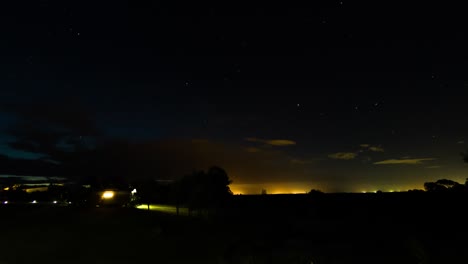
[136,204,189,215]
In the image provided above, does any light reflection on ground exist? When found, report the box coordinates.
[136,204,189,215]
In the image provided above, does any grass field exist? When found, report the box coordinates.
[0,206,229,264]
[1,193,468,263]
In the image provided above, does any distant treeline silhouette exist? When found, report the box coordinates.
[424,179,468,193]
[133,166,233,215]
[422,151,468,192]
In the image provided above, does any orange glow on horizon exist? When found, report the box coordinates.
[230,182,313,195]
[230,182,425,194]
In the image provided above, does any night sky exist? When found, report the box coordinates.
[1,2,468,193]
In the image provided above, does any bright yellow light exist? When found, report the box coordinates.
[102,191,115,199]
[3,187,9,191]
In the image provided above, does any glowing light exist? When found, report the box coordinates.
[3,201,8,204]
[53,201,57,204]
[291,190,305,194]
[3,187,9,191]
[32,200,37,204]
[102,191,115,199]
[131,188,137,195]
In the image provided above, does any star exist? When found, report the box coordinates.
[297,103,300,107]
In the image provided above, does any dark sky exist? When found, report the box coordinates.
[1,2,468,193]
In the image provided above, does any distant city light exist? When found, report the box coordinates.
[102,191,115,199]
[131,188,137,195]
[3,201,7,204]
[32,200,37,204]
[53,201,57,204]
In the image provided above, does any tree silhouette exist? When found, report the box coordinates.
[424,179,464,192]
[176,166,232,215]
[133,179,159,210]
[308,189,324,195]
[435,179,462,189]
[424,182,447,192]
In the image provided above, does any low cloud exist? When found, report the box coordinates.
[267,140,296,146]
[328,152,358,160]
[369,146,384,152]
[458,140,465,144]
[425,166,441,169]
[245,137,296,146]
[374,158,436,165]
[331,144,383,161]
[360,144,384,152]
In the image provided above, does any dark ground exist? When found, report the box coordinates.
[1,193,467,263]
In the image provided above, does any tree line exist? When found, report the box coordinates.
[133,166,233,215]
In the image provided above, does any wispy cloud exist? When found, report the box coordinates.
[374,158,436,165]
[266,140,296,146]
[330,144,383,161]
[360,144,384,152]
[245,147,262,153]
[369,146,384,152]
[245,137,296,146]
[458,140,465,144]
[328,152,358,160]
[425,165,441,169]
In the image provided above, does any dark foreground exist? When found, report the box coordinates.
[1,193,468,263]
